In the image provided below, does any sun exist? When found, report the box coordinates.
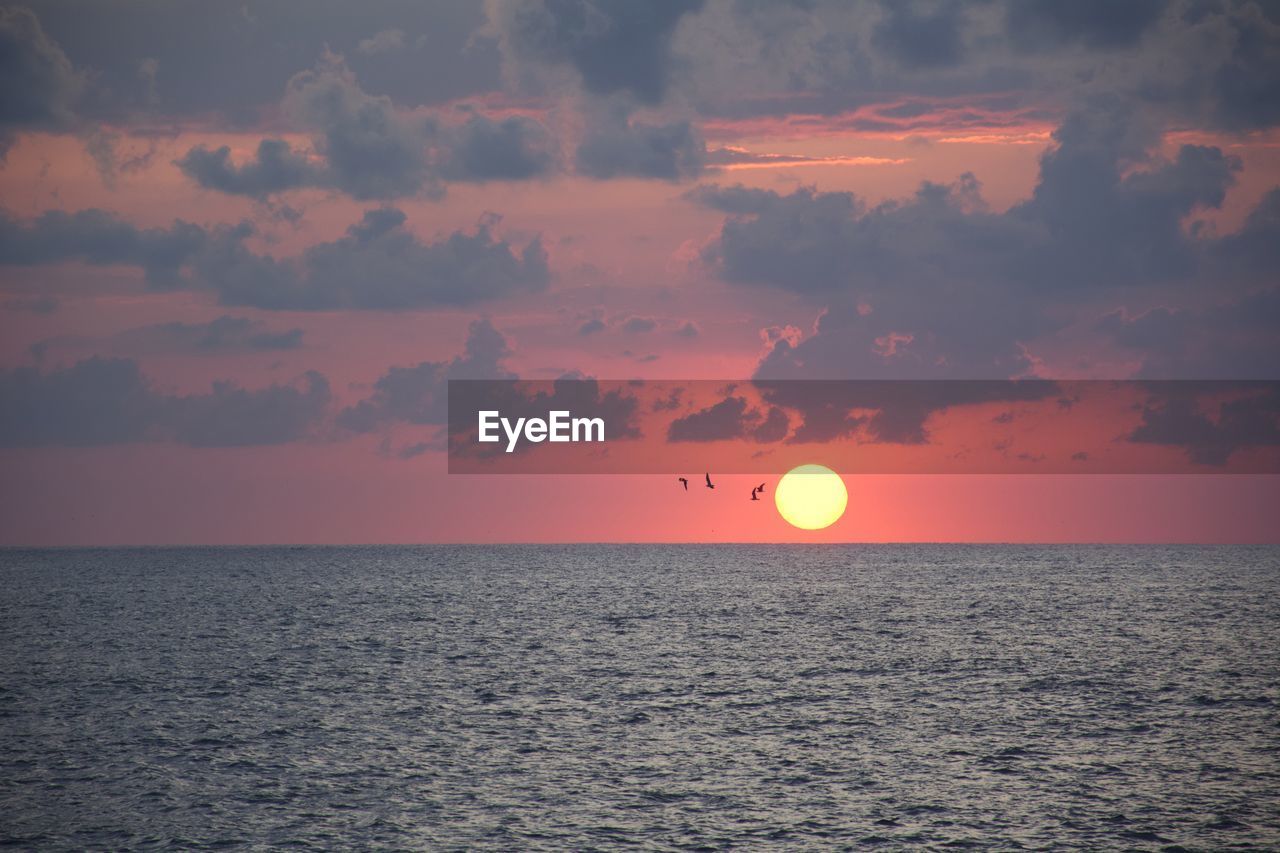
[775,464,848,530]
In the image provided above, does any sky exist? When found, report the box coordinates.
[1,0,1278,545]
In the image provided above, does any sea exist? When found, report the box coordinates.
[1,545,1277,850]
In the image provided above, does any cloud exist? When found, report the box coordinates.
[667,0,1280,138]
[1005,0,1165,49]
[1152,1,1280,133]
[620,315,656,333]
[489,0,705,104]
[18,2,497,121]
[357,29,406,56]
[4,294,59,314]
[176,110,557,199]
[170,371,331,447]
[751,404,790,443]
[692,107,1240,296]
[0,356,157,446]
[668,395,751,442]
[705,146,911,170]
[282,55,441,199]
[0,206,550,310]
[577,317,606,335]
[666,394,788,443]
[238,209,550,310]
[1128,383,1280,466]
[1099,289,1280,380]
[175,139,325,199]
[338,317,515,432]
[687,102,1273,379]
[0,6,82,158]
[70,316,304,356]
[575,111,704,180]
[872,0,966,69]
[753,380,1060,445]
[1212,187,1280,284]
[0,207,208,287]
[344,321,645,457]
[0,357,329,447]
[1017,106,1241,287]
[433,112,559,182]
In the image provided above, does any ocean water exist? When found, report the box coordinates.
[1,545,1278,850]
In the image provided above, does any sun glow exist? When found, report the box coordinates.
[775,464,848,530]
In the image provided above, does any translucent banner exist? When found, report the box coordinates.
[447,379,1280,474]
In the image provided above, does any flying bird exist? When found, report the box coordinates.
[705,472,715,489]
[756,483,766,493]
[678,477,688,490]
[750,486,761,501]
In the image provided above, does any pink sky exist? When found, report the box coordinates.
[1,1,1278,544]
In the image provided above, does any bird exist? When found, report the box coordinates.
[756,482,766,493]
[750,486,761,501]
[705,472,715,489]
[678,477,688,490]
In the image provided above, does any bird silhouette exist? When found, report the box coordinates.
[705,472,715,489]
[756,482,766,493]
[750,486,761,501]
[678,477,688,490]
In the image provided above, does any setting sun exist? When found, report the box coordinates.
[775,464,849,530]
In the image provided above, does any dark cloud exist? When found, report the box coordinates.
[240,209,550,309]
[4,293,59,314]
[175,139,324,199]
[575,113,704,180]
[652,386,683,411]
[0,5,81,158]
[1154,1,1280,133]
[872,0,966,68]
[169,371,330,447]
[0,207,208,287]
[1128,383,1280,465]
[1006,0,1166,49]
[176,110,558,199]
[673,0,1279,136]
[577,317,605,335]
[666,394,788,443]
[20,1,498,121]
[492,0,705,104]
[282,55,440,199]
[338,317,515,432]
[620,315,657,333]
[1015,106,1241,287]
[356,29,406,56]
[753,380,1060,445]
[751,405,789,443]
[8,0,1280,159]
[692,106,1240,296]
[660,381,1029,445]
[691,176,1048,377]
[0,356,157,446]
[1212,187,1280,283]
[667,394,753,442]
[689,102,1273,379]
[1099,289,1280,380]
[0,356,329,447]
[433,112,559,182]
[0,206,550,310]
[109,316,305,355]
